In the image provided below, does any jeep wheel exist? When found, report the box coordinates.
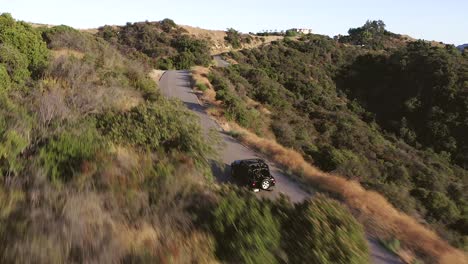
[261,180,270,190]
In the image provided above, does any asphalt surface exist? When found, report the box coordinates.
[213,55,230,67]
[158,69,402,264]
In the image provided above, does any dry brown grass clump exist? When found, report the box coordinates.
[192,66,218,104]
[228,123,467,263]
[51,49,85,59]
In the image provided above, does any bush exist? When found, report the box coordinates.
[98,21,211,70]
[211,189,280,263]
[195,82,208,91]
[0,65,10,91]
[126,66,158,101]
[0,94,32,177]
[225,28,242,49]
[96,101,213,175]
[39,124,104,184]
[210,71,263,131]
[40,25,92,52]
[0,43,30,85]
[0,13,49,77]
[281,195,369,263]
[425,191,461,224]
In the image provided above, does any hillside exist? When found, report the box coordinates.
[191,21,468,262]
[181,25,284,54]
[1,12,467,263]
[64,17,468,262]
[0,13,373,263]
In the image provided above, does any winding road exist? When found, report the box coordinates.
[158,69,402,264]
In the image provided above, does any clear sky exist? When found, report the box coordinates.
[1,0,466,45]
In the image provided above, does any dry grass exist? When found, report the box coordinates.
[149,69,166,83]
[51,49,85,59]
[227,123,467,263]
[109,86,143,112]
[192,66,218,104]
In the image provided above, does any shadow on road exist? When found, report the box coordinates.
[182,101,206,115]
[209,160,231,184]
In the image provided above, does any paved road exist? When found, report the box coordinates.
[213,55,230,67]
[158,70,402,264]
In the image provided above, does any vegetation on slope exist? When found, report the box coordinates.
[199,20,467,260]
[97,19,212,70]
[0,14,369,263]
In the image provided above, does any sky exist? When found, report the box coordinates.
[1,0,466,45]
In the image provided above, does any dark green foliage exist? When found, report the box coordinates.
[225,28,242,49]
[337,41,468,169]
[97,21,211,70]
[0,93,32,177]
[0,65,10,90]
[211,189,280,263]
[195,82,208,91]
[209,70,265,132]
[39,124,103,184]
[285,29,299,37]
[216,32,467,248]
[413,189,461,224]
[339,20,400,49]
[278,196,369,263]
[41,24,94,52]
[160,18,177,32]
[209,190,369,263]
[171,35,212,68]
[0,13,49,77]
[0,43,30,85]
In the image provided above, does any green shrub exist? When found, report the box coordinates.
[210,71,262,131]
[39,124,104,184]
[380,238,401,255]
[195,82,208,91]
[225,28,242,49]
[0,44,30,85]
[0,94,31,177]
[96,101,213,175]
[155,57,174,70]
[312,145,360,172]
[98,21,211,70]
[0,65,10,91]
[425,191,461,224]
[211,189,280,263]
[0,13,49,77]
[281,195,369,263]
[173,51,196,69]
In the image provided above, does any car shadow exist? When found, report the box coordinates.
[209,160,253,188]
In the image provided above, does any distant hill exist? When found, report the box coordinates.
[457,44,468,51]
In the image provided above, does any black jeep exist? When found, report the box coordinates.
[230,159,276,190]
